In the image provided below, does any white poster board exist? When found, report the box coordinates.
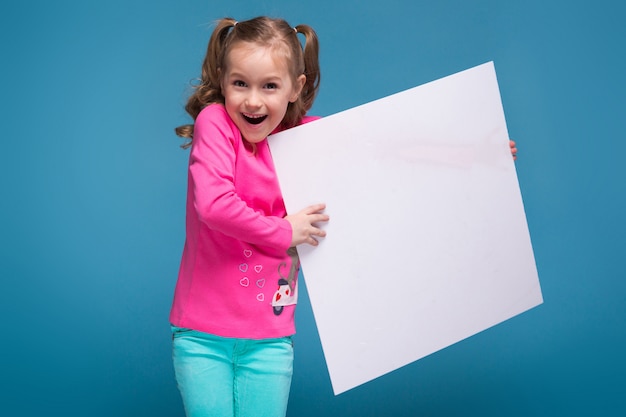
[269,62,542,395]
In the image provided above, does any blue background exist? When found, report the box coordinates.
[1,0,624,416]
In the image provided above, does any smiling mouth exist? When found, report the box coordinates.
[242,113,268,125]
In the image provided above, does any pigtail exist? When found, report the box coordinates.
[294,24,321,115]
[279,23,321,130]
[204,17,238,99]
[175,17,237,147]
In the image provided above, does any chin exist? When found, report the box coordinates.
[243,135,267,144]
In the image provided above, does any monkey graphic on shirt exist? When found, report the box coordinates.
[272,247,299,315]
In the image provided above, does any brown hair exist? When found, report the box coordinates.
[175,16,321,148]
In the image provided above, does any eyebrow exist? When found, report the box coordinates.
[227,71,284,83]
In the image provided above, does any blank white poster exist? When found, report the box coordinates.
[269,62,542,395]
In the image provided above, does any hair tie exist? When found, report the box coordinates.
[233,21,238,27]
[293,27,298,33]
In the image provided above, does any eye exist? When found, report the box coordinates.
[233,80,247,87]
[265,82,278,90]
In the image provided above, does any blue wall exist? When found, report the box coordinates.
[1,1,624,416]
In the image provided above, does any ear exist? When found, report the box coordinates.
[290,74,306,103]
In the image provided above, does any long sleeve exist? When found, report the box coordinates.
[189,104,292,251]
[170,104,319,339]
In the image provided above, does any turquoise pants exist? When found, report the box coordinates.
[171,326,294,417]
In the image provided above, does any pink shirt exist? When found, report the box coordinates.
[170,104,318,339]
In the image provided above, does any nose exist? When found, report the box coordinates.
[245,89,262,109]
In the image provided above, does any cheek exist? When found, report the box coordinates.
[274,101,291,118]
[223,100,241,123]
[222,87,234,102]
[224,92,243,113]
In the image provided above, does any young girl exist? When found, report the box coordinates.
[169,16,327,417]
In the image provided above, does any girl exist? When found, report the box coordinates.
[169,16,328,417]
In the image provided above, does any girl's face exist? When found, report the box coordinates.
[222,42,305,144]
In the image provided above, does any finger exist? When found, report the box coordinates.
[310,213,329,224]
[304,203,326,214]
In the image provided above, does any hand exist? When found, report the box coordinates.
[509,139,518,160]
[285,203,329,247]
